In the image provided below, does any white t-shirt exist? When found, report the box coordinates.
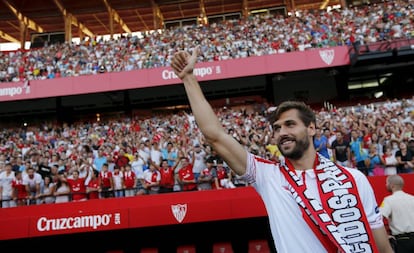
[244,153,383,253]
[23,173,43,192]
[0,171,15,197]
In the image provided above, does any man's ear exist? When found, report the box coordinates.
[308,122,316,137]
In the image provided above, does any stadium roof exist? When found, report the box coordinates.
[0,0,333,45]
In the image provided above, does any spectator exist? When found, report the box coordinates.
[313,127,330,159]
[350,129,369,175]
[197,157,216,190]
[114,149,130,170]
[123,164,136,197]
[214,159,235,189]
[40,175,56,204]
[12,171,27,206]
[93,149,107,172]
[112,166,125,198]
[331,131,351,167]
[150,141,163,167]
[130,152,146,189]
[66,169,89,202]
[265,137,283,163]
[37,157,52,179]
[78,159,94,186]
[86,169,100,200]
[395,141,414,174]
[380,175,414,253]
[191,143,207,181]
[154,159,176,193]
[23,167,43,205]
[365,144,383,176]
[381,145,398,176]
[161,142,178,167]
[137,160,160,195]
[54,172,70,203]
[177,156,197,192]
[99,163,114,198]
[0,163,16,208]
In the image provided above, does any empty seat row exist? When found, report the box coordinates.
[105,239,271,253]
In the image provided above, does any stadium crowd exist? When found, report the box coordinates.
[0,96,413,207]
[0,0,414,207]
[1,0,414,83]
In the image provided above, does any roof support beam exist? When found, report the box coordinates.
[151,0,164,30]
[3,0,43,47]
[3,0,44,33]
[102,0,131,36]
[198,0,208,25]
[290,0,296,12]
[242,0,249,17]
[320,0,329,9]
[0,29,19,43]
[53,0,95,40]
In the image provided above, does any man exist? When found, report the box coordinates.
[380,175,414,253]
[170,46,393,253]
[177,156,197,192]
[331,131,351,167]
[350,129,369,175]
[23,166,43,205]
[0,163,16,208]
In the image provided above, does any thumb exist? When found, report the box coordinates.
[183,45,201,72]
[189,45,201,63]
[191,45,201,57]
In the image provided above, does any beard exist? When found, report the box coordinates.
[278,135,311,160]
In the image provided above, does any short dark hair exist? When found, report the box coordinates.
[268,101,316,127]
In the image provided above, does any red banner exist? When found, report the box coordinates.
[0,187,266,240]
[1,174,413,241]
[0,46,350,102]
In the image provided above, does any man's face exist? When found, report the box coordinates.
[273,109,313,160]
[181,158,189,167]
[386,180,392,192]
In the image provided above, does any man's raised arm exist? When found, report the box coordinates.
[171,46,247,175]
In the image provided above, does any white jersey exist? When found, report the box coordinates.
[192,149,206,174]
[244,153,383,253]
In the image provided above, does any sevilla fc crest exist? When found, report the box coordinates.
[319,49,335,65]
[171,204,187,223]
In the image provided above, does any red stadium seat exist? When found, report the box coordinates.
[212,242,233,253]
[248,239,270,253]
[177,244,196,253]
[140,248,158,253]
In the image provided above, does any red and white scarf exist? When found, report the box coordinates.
[280,154,379,253]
